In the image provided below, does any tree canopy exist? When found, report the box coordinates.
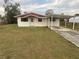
[4,0,20,24]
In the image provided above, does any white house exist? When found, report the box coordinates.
[15,12,71,28]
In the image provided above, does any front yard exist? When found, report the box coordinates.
[0,24,79,59]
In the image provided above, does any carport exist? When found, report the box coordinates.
[52,14,72,28]
[69,15,79,30]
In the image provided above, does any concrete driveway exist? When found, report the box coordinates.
[51,27,79,47]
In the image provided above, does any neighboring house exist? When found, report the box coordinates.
[15,12,71,27]
[69,14,79,29]
[69,14,79,23]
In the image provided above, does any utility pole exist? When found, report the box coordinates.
[73,22,75,30]
[64,19,67,28]
[72,16,75,30]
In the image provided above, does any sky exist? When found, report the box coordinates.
[0,0,79,15]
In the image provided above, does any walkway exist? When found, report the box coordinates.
[51,27,79,47]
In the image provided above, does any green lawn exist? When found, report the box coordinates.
[0,24,79,59]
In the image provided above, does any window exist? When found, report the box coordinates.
[50,18,51,21]
[53,18,56,22]
[21,18,28,22]
[50,18,56,22]
[38,18,42,22]
[31,18,33,22]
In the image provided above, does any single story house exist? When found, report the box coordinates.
[15,12,71,27]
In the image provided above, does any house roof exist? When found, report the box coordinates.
[75,14,79,16]
[15,12,46,18]
[15,12,72,19]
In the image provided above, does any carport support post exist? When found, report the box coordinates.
[64,19,67,28]
[50,16,53,29]
[73,22,75,30]
[65,21,67,28]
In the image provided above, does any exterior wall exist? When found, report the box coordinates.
[33,18,47,27]
[17,17,60,27]
[48,18,60,27]
[17,17,48,27]
[17,17,30,27]
[47,18,51,28]
[53,19,60,26]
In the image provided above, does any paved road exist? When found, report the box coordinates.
[51,27,79,47]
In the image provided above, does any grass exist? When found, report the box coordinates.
[0,24,79,59]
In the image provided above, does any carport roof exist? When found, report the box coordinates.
[53,14,73,19]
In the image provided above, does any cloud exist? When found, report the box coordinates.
[20,0,79,15]
[0,0,79,15]
[0,7,4,15]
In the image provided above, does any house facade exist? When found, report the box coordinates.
[15,12,71,27]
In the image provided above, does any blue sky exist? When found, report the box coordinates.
[21,0,53,5]
[0,0,79,15]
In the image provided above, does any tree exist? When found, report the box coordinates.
[0,15,5,20]
[4,0,20,24]
[46,9,53,21]
[45,9,53,28]
[4,0,9,4]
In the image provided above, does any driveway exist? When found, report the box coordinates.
[51,27,79,47]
